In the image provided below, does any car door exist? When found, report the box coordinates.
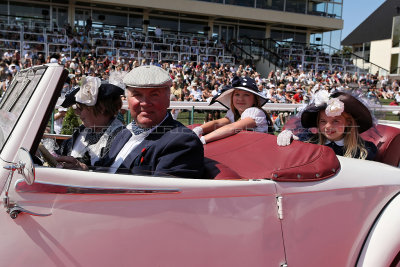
[0,166,285,267]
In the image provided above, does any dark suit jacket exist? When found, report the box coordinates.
[98,113,205,179]
[325,140,377,160]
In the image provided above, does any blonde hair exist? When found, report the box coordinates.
[316,111,368,159]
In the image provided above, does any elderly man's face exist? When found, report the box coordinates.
[127,87,170,128]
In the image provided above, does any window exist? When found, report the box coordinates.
[238,26,265,40]
[285,0,306,13]
[148,17,179,32]
[327,3,342,19]
[180,19,207,34]
[256,0,284,11]
[92,10,127,27]
[225,0,255,8]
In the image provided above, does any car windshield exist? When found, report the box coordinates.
[0,66,47,153]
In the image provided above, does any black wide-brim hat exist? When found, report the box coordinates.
[301,92,373,133]
[61,83,124,108]
[209,76,268,109]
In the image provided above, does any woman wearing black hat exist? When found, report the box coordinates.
[56,76,125,169]
[193,76,273,144]
[277,91,377,160]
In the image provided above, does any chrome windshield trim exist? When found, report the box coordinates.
[15,179,181,195]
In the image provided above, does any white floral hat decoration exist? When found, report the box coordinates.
[61,76,124,108]
[313,90,345,117]
[109,70,127,90]
[75,76,102,106]
[301,91,373,133]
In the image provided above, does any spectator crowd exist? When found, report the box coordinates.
[1,24,399,128]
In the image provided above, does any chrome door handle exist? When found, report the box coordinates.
[8,204,52,219]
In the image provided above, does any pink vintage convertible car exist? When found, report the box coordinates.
[1,64,400,267]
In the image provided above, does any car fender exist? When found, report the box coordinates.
[357,193,400,267]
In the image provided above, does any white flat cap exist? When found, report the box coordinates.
[123,65,172,88]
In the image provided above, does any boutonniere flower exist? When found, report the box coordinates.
[75,76,101,106]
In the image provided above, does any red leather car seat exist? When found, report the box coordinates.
[189,124,340,180]
[203,131,340,181]
[361,124,400,167]
[284,117,400,167]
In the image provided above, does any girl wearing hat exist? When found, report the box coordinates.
[193,76,273,144]
[56,76,125,169]
[277,91,377,160]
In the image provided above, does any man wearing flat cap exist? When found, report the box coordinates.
[98,65,205,178]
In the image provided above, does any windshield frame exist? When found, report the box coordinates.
[0,65,49,153]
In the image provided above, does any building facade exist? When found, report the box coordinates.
[0,0,343,48]
[341,0,396,76]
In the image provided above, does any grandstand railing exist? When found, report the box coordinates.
[0,22,234,65]
[114,40,134,49]
[0,29,21,41]
[96,46,117,58]
[234,36,285,70]
[117,49,139,60]
[234,37,389,75]
[319,43,389,75]
[228,41,254,62]
[23,41,47,58]
[48,43,71,58]
[0,39,21,54]
[274,40,389,75]
[52,99,400,129]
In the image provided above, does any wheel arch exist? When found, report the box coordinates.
[357,192,400,267]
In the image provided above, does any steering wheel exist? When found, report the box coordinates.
[38,143,59,167]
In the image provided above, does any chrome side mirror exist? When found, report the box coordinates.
[16,147,35,185]
[3,147,35,186]
[3,147,47,219]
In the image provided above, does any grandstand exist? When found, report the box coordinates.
[0,0,389,76]
[0,0,354,73]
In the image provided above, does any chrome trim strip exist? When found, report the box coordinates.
[15,180,181,195]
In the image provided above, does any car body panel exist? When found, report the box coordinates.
[1,64,400,266]
[277,157,400,266]
[0,167,285,266]
[357,193,400,267]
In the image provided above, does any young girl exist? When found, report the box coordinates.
[277,91,377,160]
[193,76,273,144]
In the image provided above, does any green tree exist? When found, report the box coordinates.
[342,46,353,55]
[60,107,80,135]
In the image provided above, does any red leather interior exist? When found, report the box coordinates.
[361,124,400,167]
[203,157,242,180]
[284,117,400,167]
[203,131,340,181]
